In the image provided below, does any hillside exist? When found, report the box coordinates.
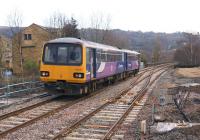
[0,25,186,52]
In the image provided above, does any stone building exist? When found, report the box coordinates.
[0,35,12,68]
[12,23,50,74]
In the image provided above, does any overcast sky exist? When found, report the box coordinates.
[0,0,200,33]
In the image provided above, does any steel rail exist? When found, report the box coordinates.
[0,68,149,138]
[0,95,59,121]
[51,67,157,140]
[52,65,171,140]
[0,64,168,138]
[103,66,170,139]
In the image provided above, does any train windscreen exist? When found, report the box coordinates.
[43,43,82,65]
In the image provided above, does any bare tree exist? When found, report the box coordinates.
[7,9,24,75]
[45,12,67,39]
[46,12,80,39]
[61,17,80,38]
[0,36,3,67]
[80,13,112,44]
[152,36,162,63]
[104,31,130,48]
[174,32,200,67]
[183,33,199,66]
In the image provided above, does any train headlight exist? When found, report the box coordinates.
[73,73,84,78]
[40,71,49,77]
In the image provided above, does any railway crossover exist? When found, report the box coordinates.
[51,65,171,140]
[0,64,171,139]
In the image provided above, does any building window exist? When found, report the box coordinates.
[22,46,35,48]
[24,34,32,40]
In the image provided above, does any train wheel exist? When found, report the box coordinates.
[92,82,97,92]
[88,83,92,93]
[84,85,90,95]
[123,73,126,80]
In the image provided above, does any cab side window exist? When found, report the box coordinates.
[86,48,91,64]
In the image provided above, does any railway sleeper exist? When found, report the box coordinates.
[104,105,127,109]
[64,136,99,140]
[69,132,104,139]
[103,108,126,112]
[98,110,124,114]
[28,114,40,119]
[30,112,44,116]
[0,124,15,128]
[92,115,120,120]
[39,108,54,111]
[96,113,122,117]
[84,121,114,126]
[83,124,110,129]
[90,119,118,124]
[3,120,23,125]
[76,128,108,134]
[111,134,125,139]
[34,109,50,113]
[126,114,138,118]
[9,117,30,122]
[106,105,129,109]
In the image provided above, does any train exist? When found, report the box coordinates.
[40,37,140,94]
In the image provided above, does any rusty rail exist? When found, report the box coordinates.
[52,65,169,140]
[52,64,171,140]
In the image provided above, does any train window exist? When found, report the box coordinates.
[101,51,107,62]
[104,52,107,62]
[101,53,105,62]
[57,47,68,63]
[108,53,113,62]
[122,53,124,61]
[68,46,81,64]
[127,54,136,61]
[44,46,57,63]
[116,53,121,61]
[113,54,116,61]
[97,51,101,63]
[43,43,82,65]
[86,48,91,64]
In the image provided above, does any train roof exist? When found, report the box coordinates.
[47,37,139,54]
[47,37,121,52]
[122,49,140,55]
[47,37,84,45]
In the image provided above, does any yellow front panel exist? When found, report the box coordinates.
[40,47,86,84]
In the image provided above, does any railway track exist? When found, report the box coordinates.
[0,96,79,137]
[51,65,170,140]
[0,64,170,138]
[0,67,151,138]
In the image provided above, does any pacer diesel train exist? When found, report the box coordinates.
[40,37,140,94]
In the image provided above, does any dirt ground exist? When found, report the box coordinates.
[175,67,200,78]
[124,67,200,140]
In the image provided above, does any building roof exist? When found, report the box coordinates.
[0,23,49,39]
[0,26,23,38]
[22,23,49,33]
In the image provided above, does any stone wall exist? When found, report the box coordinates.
[12,24,50,74]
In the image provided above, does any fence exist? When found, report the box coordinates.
[0,80,44,99]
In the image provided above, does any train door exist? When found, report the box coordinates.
[91,49,97,78]
[90,48,96,79]
[124,52,128,71]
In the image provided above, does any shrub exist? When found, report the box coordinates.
[23,60,39,75]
